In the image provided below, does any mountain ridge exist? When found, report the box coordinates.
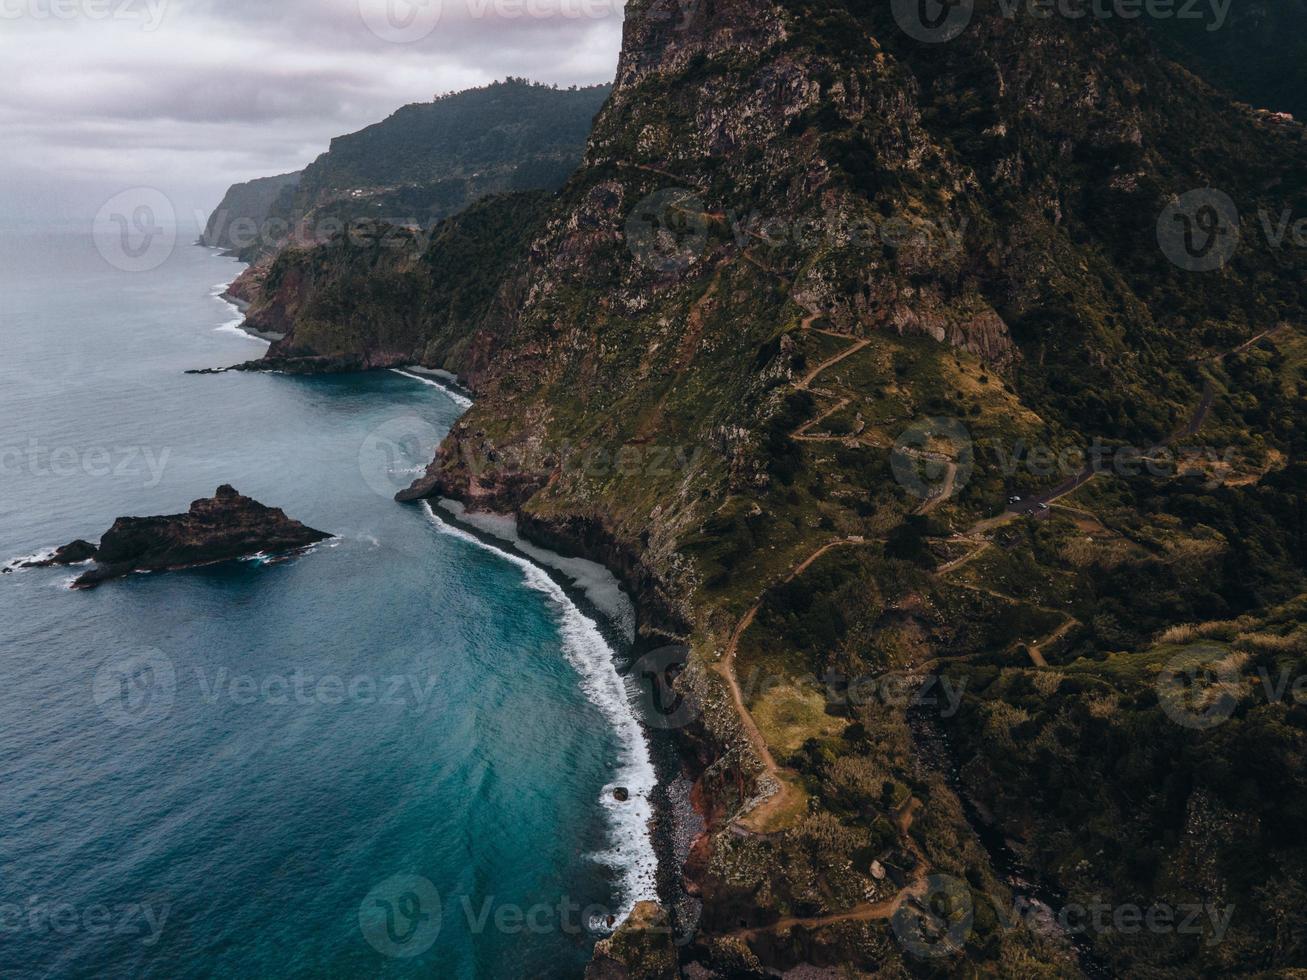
[218,4,1307,974]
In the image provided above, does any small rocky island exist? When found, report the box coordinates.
[17,486,330,589]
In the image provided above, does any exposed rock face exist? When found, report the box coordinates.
[585,902,678,980]
[228,193,551,373]
[221,262,268,310]
[52,486,330,589]
[180,3,1306,975]
[9,540,98,572]
[200,172,303,254]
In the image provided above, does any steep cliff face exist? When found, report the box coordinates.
[200,171,302,254]
[237,80,610,263]
[203,81,610,265]
[228,1,1307,974]
[237,192,552,372]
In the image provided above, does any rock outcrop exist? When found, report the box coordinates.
[585,902,679,980]
[45,486,330,589]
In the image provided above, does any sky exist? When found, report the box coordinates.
[0,0,626,230]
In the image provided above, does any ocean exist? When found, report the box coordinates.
[0,228,656,978]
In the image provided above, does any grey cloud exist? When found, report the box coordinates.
[0,0,623,224]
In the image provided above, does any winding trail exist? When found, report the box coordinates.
[714,319,880,833]
[718,324,1298,941]
[798,335,870,391]
[616,159,708,190]
[726,796,929,938]
[715,536,865,833]
[793,397,852,441]
[915,457,958,516]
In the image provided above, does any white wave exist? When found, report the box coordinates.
[422,503,658,924]
[213,319,269,345]
[5,547,56,571]
[441,500,636,645]
[208,275,268,346]
[390,368,473,409]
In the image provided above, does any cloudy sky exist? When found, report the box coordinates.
[0,0,626,229]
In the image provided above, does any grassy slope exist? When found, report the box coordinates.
[233,2,1307,973]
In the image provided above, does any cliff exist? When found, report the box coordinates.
[200,171,302,254]
[218,1,1307,974]
[213,79,612,264]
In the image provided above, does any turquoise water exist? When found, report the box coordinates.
[0,231,654,978]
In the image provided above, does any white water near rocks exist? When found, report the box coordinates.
[423,502,659,925]
[392,367,475,408]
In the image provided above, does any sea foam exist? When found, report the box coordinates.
[211,279,268,345]
[391,368,474,409]
[422,503,659,926]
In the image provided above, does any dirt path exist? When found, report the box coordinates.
[793,398,852,441]
[916,459,958,516]
[1028,617,1080,666]
[616,159,708,189]
[715,318,887,832]
[715,537,865,832]
[939,580,1078,667]
[727,796,930,939]
[1194,322,1288,363]
[934,539,991,576]
[798,336,870,390]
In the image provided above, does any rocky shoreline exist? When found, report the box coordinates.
[201,261,727,974]
[407,490,714,979]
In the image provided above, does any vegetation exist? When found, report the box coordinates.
[225,11,1307,978]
